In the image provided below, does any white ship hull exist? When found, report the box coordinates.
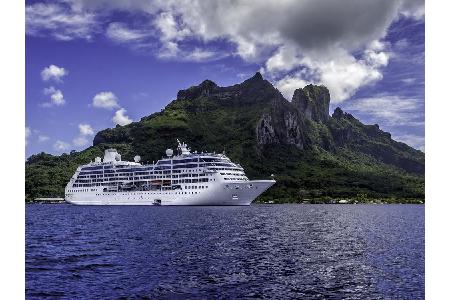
[65,180,275,206]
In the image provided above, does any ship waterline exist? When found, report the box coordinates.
[65,180,275,206]
[65,140,275,205]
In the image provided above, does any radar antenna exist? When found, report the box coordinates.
[177,139,191,155]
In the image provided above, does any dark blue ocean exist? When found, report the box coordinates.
[26,204,424,299]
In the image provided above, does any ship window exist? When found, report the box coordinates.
[154,165,171,170]
[173,158,199,164]
[201,158,222,163]
[81,166,104,171]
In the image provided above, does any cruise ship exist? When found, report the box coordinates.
[65,140,275,205]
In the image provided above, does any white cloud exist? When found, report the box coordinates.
[157,41,181,58]
[154,12,191,42]
[38,135,50,143]
[263,45,301,74]
[41,65,68,82]
[302,51,386,103]
[183,48,218,62]
[27,0,424,101]
[157,44,223,62]
[106,22,151,43]
[26,3,98,40]
[271,48,389,102]
[25,127,31,146]
[368,40,385,51]
[43,86,65,106]
[364,48,389,67]
[344,94,424,126]
[72,123,95,147]
[78,123,94,136]
[92,91,119,109]
[112,108,133,126]
[53,140,71,152]
[275,73,310,100]
[152,0,400,101]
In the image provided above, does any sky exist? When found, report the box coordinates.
[25,0,425,158]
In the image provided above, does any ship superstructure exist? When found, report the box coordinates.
[65,140,275,205]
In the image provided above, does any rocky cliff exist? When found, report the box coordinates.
[292,85,330,123]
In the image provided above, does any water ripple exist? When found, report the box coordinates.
[26,204,424,299]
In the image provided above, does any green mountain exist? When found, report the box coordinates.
[26,73,424,203]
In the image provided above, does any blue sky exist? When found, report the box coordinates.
[25,0,425,157]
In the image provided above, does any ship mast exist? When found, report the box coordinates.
[177,139,191,155]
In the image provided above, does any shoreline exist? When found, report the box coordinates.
[25,201,425,205]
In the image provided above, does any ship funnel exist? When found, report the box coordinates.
[103,148,120,163]
[177,139,191,155]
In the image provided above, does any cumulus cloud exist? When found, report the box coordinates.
[299,49,387,102]
[270,46,389,102]
[275,73,310,100]
[112,108,133,126]
[78,123,94,136]
[43,86,65,106]
[146,0,413,95]
[25,127,31,146]
[53,123,95,150]
[91,91,133,127]
[263,45,301,74]
[73,123,95,147]
[53,140,71,152]
[41,65,68,82]
[92,91,119,109]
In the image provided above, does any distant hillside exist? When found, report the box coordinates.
[26,73,424,202]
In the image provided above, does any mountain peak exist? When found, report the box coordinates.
[331,107,357,122]
[175,72,283,106]
[292,85,330,123]
[176,79,218,100]
[199,79,217,88]
[252,71,263,80]
[241,71,267,86]
[332,107,344,118]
